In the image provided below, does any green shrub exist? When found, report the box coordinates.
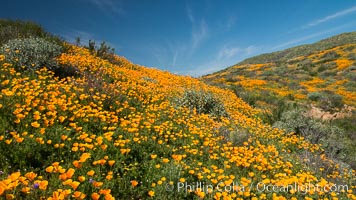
[320,51,340,62]
[232,85,263,107]
[0,19,46,45]
[261,70,274,76]
[307,90,344,112]
[348,52,356,60]
[229,128,249,146]
[307,92,323,101]
[345,81,356,91]
[0,37,62,71]
[331,112,356,169]
[273,109,352,166]
[317,65,327,73]
[84,40,121,65]
[319,90,344,112]
[317,62,337,72]
[320,69,337,79]
[259,99,296,125]
[177,89,228,119]
[0,19,64,47]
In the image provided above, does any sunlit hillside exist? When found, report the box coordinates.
[0,21,355,199]
[203,32,356,108]
[202,32,356,190]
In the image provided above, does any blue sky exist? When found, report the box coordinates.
[1,0,356,76]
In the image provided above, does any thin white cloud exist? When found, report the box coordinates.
[172,51,178,67]
[150,45,169,67]
[271,31,329,50]
[192,20,208,49]
[246,46,260,55]
[184,66,223,77]
[305,5,356,28]
[218,46,241,59]
[87,0,125,15]
[186,6,195,24]
[226,15,236,30]
[186,6,209,50]
[218,45,260,60]
[182,45,263,77]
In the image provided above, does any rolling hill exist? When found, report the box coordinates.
[202,32,356,181]
[203,32,356,109]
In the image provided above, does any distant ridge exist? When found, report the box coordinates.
[238,32,356,65]
[203,31,356,107]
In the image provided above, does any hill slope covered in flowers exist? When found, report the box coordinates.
[203,32,356,108]
[0,29,355,199]
[202,33,356,174]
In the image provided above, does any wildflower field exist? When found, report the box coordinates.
[202,33,356,175]
[203,43,356,107]
[0,27,355,199]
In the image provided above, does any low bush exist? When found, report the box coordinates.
[176,89,228,119]
[307,92,323,101]
[0,19,64,48]
[0,37,62,71]
[348,52,356,60]
[307,90,344,112]
[319,90,344,112]
[273,108,353,167]
[219,125,250,146]
[84,40,122,65]
[259,99,296,125]
[320,69,337,79]
[320,51,340,62]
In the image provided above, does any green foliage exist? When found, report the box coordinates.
[319,90,344,112]
[307,91,344,112]
[0,19,45,45]
[320,69,337,79]
[0,19,64,47]
[232,85,260,106]
[177,89,228,119]
[317,62,337,72]
[88,39,96,54]
[319,51,340,62]
[75,36,81,46]
[221,126,250,146]
[298,59,313,71]
[307,92,323,101]
[346,70,356,81]
[0,37,62,71]
[97,41,115,59]
[259,99,296,125]
[273,109,353,166]
[345,80,356,91]
[348,52,356,60]
[331,111,356,168]
[202,31,356,173]
[85,40,121,65]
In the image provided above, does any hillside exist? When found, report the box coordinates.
[0,21,355,199]
[202,32,356,181]
[239,32,356,65]
[203,32,356,108]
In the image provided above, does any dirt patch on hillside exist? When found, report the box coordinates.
[306,105,354,121]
